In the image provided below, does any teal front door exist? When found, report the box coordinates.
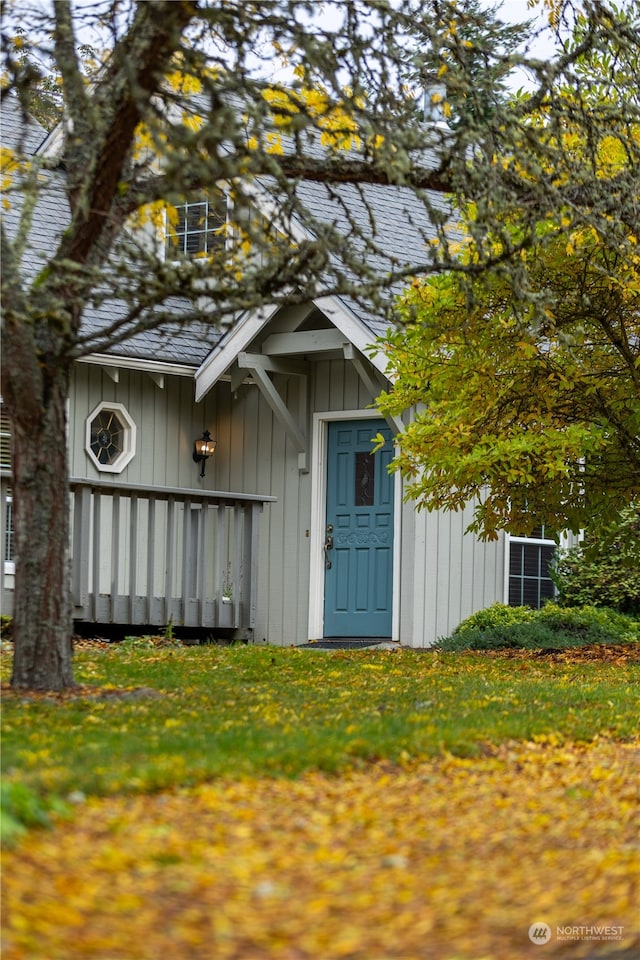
[323,419,394,637]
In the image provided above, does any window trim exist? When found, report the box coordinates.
[0,402,11,471]
[4,491,14,575]
[164,190,231,261]
[504,529,558,609]
[85,402,136,474]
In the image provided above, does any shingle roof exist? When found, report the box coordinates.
[77,298,225,366]
[2,95,445,366]
[2,96,70,281]
[2,96,224,366]
[1,94,48,153]
[288,177,448,337]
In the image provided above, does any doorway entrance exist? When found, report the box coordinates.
[323,419,394,637]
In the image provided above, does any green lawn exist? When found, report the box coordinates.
[2,643,638,960]
[2,643,637,802]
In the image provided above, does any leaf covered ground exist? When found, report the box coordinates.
[1,644,639,959]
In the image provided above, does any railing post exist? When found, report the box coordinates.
[128,496,139,623]
[111,493,120,623]
[71,485,91,611]
[91,490,102,620]
[245,503,262,629]
[182,498,197,626]
[146,496,156,624]
[165,496,175,626]
[197,502,209,626]
[233,506,243,628]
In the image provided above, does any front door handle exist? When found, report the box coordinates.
[324,525,334,568]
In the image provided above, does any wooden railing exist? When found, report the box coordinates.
[69,478,275,632]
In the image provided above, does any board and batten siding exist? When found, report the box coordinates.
[254,360,377,645]
[400,502,505,647]
[69,362,317,643]
[70,365,235,609]
[310,359,506,647]
[69,364,219,489]
[67,358,509,645]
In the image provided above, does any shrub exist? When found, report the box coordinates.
[536,604,639,644]
[453,603,535,634]
[437,602,638,651]
[552,505,640,614]
[437,604,535,651]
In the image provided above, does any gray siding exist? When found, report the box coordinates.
[252,360,375,645]
[70,365,219,490]
[400,502,505,647]
[3,359,517,644]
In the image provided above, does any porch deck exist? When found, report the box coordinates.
[70,479,275,633]
[0,474,275,635]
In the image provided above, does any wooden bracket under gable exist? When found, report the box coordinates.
[342,343,404,435]
[237,352,308,471]
[146,371,165,389]
[261,328,346,356]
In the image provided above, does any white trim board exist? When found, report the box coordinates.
[195,305,280,401]
[195,296,389,402]
[313,295,389,376]
[307,409,401,642]
[77,354,196,379]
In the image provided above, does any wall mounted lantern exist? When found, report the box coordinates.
[193,429,216,477]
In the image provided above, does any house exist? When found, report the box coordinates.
[0,96,563,646]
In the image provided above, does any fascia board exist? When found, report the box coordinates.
[313,295,389,377]
[76,353,196,378]
[194,304,280,401]
[36,121,65,161]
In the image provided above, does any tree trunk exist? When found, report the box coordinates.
[7,358,75,691]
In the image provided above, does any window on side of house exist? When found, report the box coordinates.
[166,192,229,259]
[1,403,15,574]
[85,402,137,474]
[5,492,13,566]
[0,405,11,471]
[507,525,557,609]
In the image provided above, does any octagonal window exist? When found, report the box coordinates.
[86,402,136,473]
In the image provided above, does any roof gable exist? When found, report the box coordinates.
[2,94,446,374]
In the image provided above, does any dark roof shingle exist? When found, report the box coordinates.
[2,95,445,366]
